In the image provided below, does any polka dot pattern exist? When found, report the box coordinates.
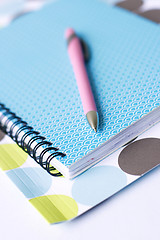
[29,195,78,223]
[0,144,27,170]
[6,167,52,198]
[72,166,127,206]
[0,130,5,141]
[118,138,160,175]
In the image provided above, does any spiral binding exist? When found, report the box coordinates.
[0,103,66,177]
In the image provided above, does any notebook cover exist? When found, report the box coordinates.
[0,0,160,169]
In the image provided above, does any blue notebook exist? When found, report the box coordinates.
[0,0,160,178]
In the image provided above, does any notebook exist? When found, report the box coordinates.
[0,0,160,178]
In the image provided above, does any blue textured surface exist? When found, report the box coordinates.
[0,0,160,167]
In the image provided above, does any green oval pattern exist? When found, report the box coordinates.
[29,195,78,223]
[0,144,28,170]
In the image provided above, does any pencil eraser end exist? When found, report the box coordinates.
[65,28,75,39]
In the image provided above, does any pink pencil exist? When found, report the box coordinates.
[65,28,98,132]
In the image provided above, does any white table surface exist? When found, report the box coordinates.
[0,165,159,240]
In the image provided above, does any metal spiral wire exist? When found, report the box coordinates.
[0,103,65,177]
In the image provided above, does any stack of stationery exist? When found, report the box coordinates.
[0,0,160,223]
